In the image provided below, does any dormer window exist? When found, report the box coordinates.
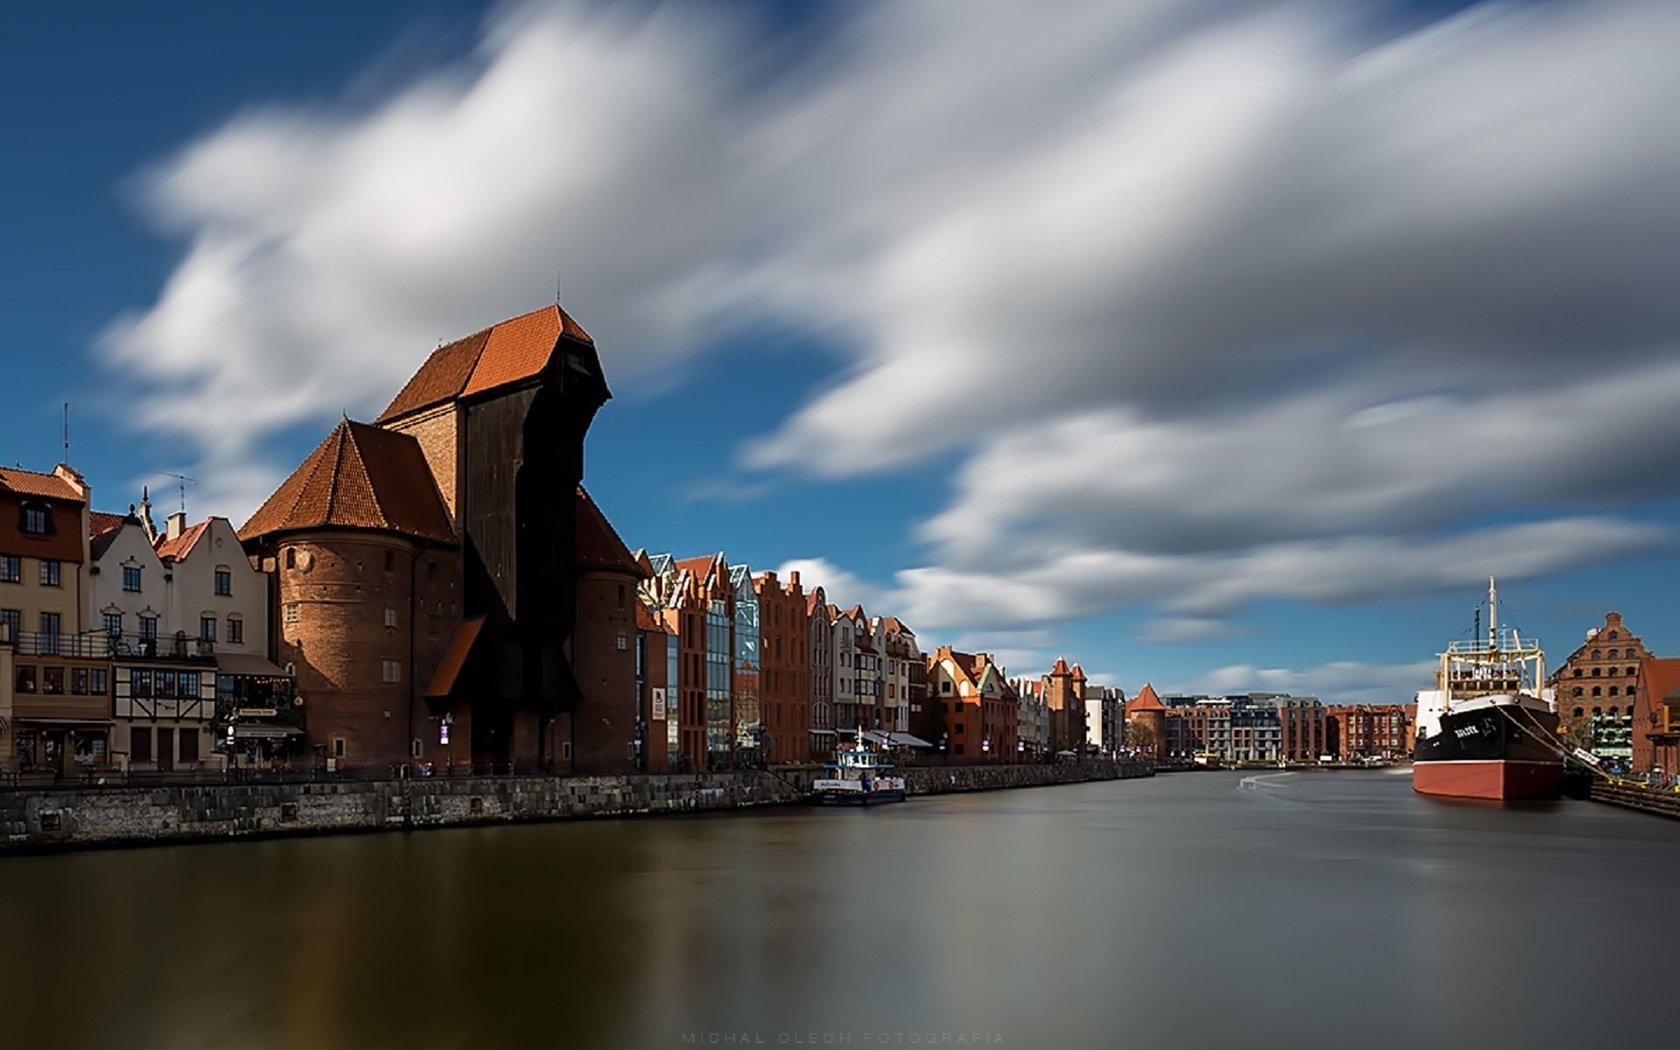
[21,505,49,535]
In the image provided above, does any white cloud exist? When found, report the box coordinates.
[1174,659,1439,706]
[774,557,883,614]
[105,0,1680,640]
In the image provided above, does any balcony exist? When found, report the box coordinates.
[108,631,216,662]
[6,631,112,659]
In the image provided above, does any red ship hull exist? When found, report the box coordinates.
[1412,759,1563,801]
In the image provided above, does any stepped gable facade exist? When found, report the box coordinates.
[245,303,625,773]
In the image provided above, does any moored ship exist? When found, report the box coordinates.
[1413,577,1563,801]
[812,734,907,805]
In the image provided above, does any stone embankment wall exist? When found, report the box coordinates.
[0,760,1151,854]
[1589,780,1680,821]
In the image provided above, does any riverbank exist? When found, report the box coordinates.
[1588,778,1680,820]
[0,759,1152,854]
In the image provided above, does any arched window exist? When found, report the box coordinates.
[1573,707,1584,718]
[284,548,296,570]
[1608,649,1620,659]
[1608,686,1619,696]
[1572,687,1582,698]
[1627,666,1638,676]
[1608,631,1619,640]
[1608,706,1619,716]
[1592,668,1602,677]
[1592,687,1602,697]
[1593,707,1602,716]
[1609,667,1619,677]
[1592,649,1602,660]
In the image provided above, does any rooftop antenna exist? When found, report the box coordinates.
[555,266,563,306]
[62,402,70,464]
[160,472,196,516]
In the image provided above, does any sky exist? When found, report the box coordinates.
[4,0,1679,704]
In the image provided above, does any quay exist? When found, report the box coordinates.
[0,759,1152,855]
[1587,778,1680,821]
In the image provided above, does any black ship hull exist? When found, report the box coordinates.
[1413,702,1563,801]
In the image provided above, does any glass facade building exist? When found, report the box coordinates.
[706,600,732,768]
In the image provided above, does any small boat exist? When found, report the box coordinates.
[812,734,907,805]
[1413,577,1563,801]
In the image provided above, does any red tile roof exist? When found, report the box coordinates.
[240,420,455,544]
[89,511,129,561]
[575,487,645,576]
[635,603,663,632]
[1051,657,1072,677]
[1126,683,1166,713]
[155,519,212,562]
[1639,658,1680,709]
[377,305,594,423]
[1072,664,1087,683]
[0,465,83,502]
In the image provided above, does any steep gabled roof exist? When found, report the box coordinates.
[0,465,83,502]
[575,487,645,576]
[1638,657,1680,710]
[88,511,130,560]
[240,420,455,544]
[155,519,213,562]
[1050,657,1072,677]
[1126,683,1166,713]
[378,305,595,423]
[1072,664,1087,683]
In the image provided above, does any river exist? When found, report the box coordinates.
[0,770,1668,1049]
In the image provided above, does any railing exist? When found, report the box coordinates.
[6,631,112,659]
[108,631,216,661]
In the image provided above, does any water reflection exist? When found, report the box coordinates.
[0,772,1672,1050]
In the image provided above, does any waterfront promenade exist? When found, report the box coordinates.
[0,758,1151,854]
[0,769,1666,1050]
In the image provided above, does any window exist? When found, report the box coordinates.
[88,667,108,695]
[227,617,243,645]
[1609,649,1620,660]
[284,603,299,626]
[214,568,232,596]
[139,615,158,643]
[103,611,122,640]
[39,559,60,587]
[332,738,347,759]
[382,659,401,684]
[1608,686,1619,696]
[180,671,201,699]
[384,550,396,573]
[72,667,89,695]
[1572,687,1582,698]
[122,565,142,592]
[384,607,398,628]
[0,556,18,583]
[0,608,19,641]
[200,616,217,643]
[38,612,61,653]
[284,548,296,570]
[132,669,152,697]
[616,631,627,652]
[1592,687,1601,697]
[16,666,36,693]
[43,667,64,694]
[22,506,48,534]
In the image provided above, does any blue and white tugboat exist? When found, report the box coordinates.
[812,732,907,805]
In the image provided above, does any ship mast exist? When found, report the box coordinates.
[1488,575,1497,653]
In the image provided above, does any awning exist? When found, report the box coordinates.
[13,717,113,728]
[233,724,304,740]
[216,653,291,677]
[861,730,935,749]
[426,617,486,698]
[811,729,838,736]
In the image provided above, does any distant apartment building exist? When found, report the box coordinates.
[641,552,712,771]
[1547,611,1648,762]
[806,588,834,758]
[1010,676,1049,759]
[0,465,107,775]
[754,569,808,764]
[1325,705,1411,762]
[832,605,865,733]
[1086,684,1126,755]
[874,616,918,734]
[1275,696,1328,762]
[926,647,1017,761]
[729,563,762,759]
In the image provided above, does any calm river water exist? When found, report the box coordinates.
[0,770,1670,1050]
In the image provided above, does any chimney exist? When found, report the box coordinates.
[790,570,800,586]
[166,512,186,541]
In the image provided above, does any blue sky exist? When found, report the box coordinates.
[5,0,1679,703]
